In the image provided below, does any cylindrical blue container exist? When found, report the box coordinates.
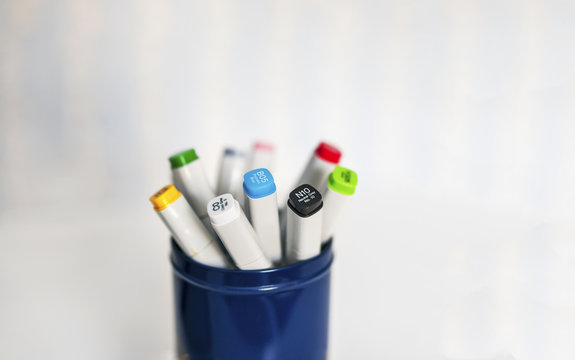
[170,239,333,360]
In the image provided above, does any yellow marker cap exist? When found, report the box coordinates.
[149,184,182,211]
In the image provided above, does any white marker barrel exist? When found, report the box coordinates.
[207,193,272,270]
[149,185,230,268]
[216,148,247,207]
[169,149,216,229]
[286,184,324,264]
[248,141,275,173]
[321,166,358,244]
[296,142,342,192]
[243,168,282,263]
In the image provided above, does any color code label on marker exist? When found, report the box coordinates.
[149,184,182,211]
[211,196,230,212]
[327,166,358,195]
[288,184,323,217]
[243,168,276,199]
[294,187,317,203]
[207,193,241,225]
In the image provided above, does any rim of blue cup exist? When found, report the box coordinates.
[171,238,334,295]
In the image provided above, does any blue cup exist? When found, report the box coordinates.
[170,238,334,360]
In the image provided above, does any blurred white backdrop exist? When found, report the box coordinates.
[1,0,575,359]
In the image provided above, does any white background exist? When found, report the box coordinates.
[1,0,575,359]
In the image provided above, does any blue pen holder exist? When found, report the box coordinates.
[170,238,333,360]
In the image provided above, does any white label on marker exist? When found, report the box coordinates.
[294,187,317,203]
[211,196,230,212]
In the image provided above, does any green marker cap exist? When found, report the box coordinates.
[169,149,199,169]
[327,166,358,195]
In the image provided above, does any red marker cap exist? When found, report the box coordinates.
[314,142,341,164]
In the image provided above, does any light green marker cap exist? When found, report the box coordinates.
[169,148,199,169]
[327,166,358,195]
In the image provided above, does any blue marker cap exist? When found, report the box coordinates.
[224,147,245,156]
[243,168,277,199]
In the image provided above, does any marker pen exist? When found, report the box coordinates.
[149,185,230,268]
[248,141,275,173]
[169,148,215,229]
[207,193,272,270]
[285,184,323,264]
[321,166,358,244]
[295,142,342,192]
[243,168,282,263]
[216,148,247,207]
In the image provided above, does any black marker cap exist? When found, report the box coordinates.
[287,184,323,218]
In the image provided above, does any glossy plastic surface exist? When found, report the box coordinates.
[171,238,333,360]
[243,168,276,199]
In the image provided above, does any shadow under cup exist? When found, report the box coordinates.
[170,238,334,360]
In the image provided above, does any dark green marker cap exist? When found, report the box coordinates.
[169,149,199,169]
